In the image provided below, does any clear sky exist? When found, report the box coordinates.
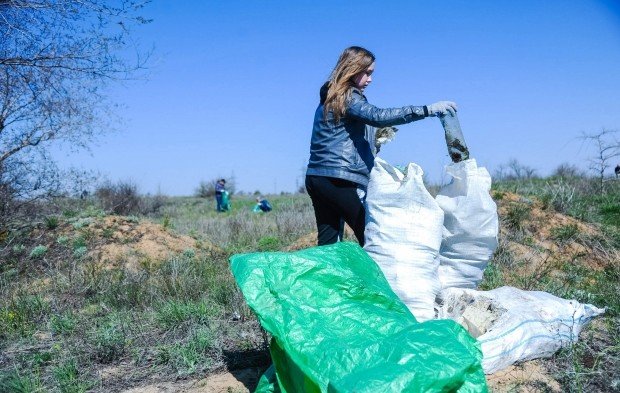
[55,0,620,196]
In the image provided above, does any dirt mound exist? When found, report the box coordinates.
[496,192,617,276]
[57,215,221,270]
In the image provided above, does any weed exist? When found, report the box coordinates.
[44,215,60,230]
[162,214,172,229]
[62,209,78,218]
[155,299,222,329]
[30,351,53,367]
[101,227,114,238]
[182,248,195,258]
[71,217,93,229]
[72,236,86,249]
[92,316,127,363]
[126,215,139,223]
[550,224,580,243]
[504,203,531,231]
[491,190,505,200]
[600,202,620,227]
[57,235,69,246]
[257,236,281,251]
[52,359,93,393]
[157,326,217,376]
[29,245,47,259]
[50,312,77,335]
[0,294,49,337]
[72,246,88,259]
[12,244,25,254]
[0,368,43,393]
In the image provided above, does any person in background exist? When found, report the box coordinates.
[305,46,457,246]
[215,179,226,212]
[615,164,620,178]
[253,196,272,213]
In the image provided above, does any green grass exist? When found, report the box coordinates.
[1,179,618,391]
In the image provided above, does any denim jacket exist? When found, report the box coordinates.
[306,86,428,186]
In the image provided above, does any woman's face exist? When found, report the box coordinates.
[352,62,375,91]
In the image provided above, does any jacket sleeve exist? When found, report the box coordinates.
[346,89,427,127]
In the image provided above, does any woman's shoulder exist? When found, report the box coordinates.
[348,88,367,104]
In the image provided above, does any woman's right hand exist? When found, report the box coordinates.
[427,101,457,116]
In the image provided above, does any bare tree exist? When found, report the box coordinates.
[579,128,620,195]
[0,0,151,228]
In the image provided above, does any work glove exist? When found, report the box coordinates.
[427,101,457,116]
[375,126,398,148]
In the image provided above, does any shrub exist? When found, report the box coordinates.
[92,318,127,363]
[95,180,140,215]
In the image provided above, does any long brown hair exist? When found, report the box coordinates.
[323,46,375,122]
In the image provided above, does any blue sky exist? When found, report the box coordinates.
[56,0,620,196]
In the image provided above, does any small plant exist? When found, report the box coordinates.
[72,236,86,249]
[12,244,25,254]
[73,246,88,259]
[101,227,114,238]
[52,359,92,393]
[44,215,60,229]
[71,217,93,229]
[162,215,172,229]
[0,295,49,337]
[126,215,139,223]
[157,327,216,376]
[57,235,70,245]
[31,351,53,367]
[182,248,195,258]
[92,318,127,363]
[50,312,77,335]
[0,368,43,393]
[155,300,222,329]
[29,245,48,259]
[600,202,620,227]
[550,224,580,243]
[504,204,531,231]
[257,236,281,251]
[492,190,505,200]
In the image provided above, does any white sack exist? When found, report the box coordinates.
[364,157,444,321]
[436,159,499,290]
[437,286,605,374]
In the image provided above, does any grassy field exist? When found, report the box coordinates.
[0,176,618,392]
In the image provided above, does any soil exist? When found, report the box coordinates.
[62,215,220,270]
[121,368,264,393]
[496,192,618,278]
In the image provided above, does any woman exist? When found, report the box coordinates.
[305,46,456,246]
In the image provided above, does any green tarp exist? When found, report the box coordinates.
[230,242,487,392]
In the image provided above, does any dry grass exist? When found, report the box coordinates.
[0,184,618,392]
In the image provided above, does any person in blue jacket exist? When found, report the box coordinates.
[305,46,457,246]
[253,196,272,213]
[215,179,227,212]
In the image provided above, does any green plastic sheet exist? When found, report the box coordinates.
[231,242,487,392]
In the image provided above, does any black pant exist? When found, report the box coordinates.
[305,175,365,246]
